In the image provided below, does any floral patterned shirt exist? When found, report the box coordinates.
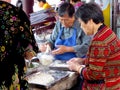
[0,1,38,90]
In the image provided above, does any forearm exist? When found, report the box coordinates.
[66,46,75,52]
[75,31,91,57]
[81,59,106,80]
[73,44,89,57]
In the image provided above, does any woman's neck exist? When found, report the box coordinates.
[93,23,103,35]
[69,16,75,27]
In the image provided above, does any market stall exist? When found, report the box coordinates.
[26,4,79,90]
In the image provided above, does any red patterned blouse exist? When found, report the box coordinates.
[82,25,120,90]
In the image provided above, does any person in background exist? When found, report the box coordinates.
[37,0,51,10]
[39,2,91,61]
[70,0,83,11]
[67,2,120,90]
[0,1,38,90]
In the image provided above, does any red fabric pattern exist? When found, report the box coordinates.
[82,26,120,90]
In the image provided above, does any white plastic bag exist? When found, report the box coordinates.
[40,45,54,66]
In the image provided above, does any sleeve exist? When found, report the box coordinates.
[43,3,51,9]
[47,21,60,49]
[73,29,92,58]
[17,8,38,53]
[81,43,110,80]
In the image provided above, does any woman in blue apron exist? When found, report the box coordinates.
[39,2,91,61]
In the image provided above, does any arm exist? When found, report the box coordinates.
[81,42,110,80]
[47,21,61,49]
[67,45,109,80]
[74,27,92,58]
[81,27,115,80]
[18,8,38,60]
[37,24,57,52]
[52,45,75,55]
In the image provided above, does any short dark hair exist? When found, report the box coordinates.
[75,2,104,24]
[37,0,46,3]
[57,2,75,17]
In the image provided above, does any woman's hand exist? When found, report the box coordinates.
[52,45,74,55]
[24,49,36,60]
[69,57,85,65]
[67,59,80,72]
[24,44,36,60]
[67,58,85,73]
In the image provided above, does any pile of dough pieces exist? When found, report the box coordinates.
[27,72,55,85]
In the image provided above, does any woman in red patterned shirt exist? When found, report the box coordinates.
[67,2,120,90]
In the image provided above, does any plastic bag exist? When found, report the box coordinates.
[39,45,54,66]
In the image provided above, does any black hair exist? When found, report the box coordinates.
[58,2,75,17]
[75,2,104,24]
[37,0,46,3]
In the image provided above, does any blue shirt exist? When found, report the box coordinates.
[48,19,92,58]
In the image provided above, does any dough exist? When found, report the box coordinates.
[27,72,55,85]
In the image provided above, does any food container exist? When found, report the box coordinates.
[40,54,54,66]
[37,53,54,66]
[26,70,70,90]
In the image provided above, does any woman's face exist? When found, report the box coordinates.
[38,1,44,7]
[58,14,75,28]
[78,18,94,35]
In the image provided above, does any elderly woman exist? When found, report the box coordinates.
[67,2,120,90]
[39,2,91,61]
[0,1,38,90]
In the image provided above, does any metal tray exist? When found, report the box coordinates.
[49,63,70,71]
[26,70,69,89]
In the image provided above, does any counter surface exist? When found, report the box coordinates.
[26,63,79,90]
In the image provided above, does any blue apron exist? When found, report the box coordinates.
[54,27,77,61]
